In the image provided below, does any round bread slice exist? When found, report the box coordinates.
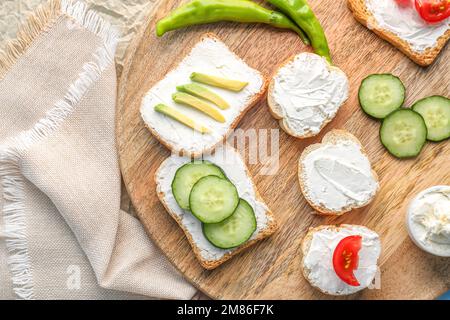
[268,53,349,139]
[301,224,381,296]
[298,129,379,215]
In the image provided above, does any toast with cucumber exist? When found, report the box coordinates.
[155,145,277,269]
[141,34,267,157]
[348,0,450,67]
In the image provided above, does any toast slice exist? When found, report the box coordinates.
[348,0,450,66]
[298,130,379,215]
[155,144,277,270]
[141,33,267,157]
[268,53,349,139]
[301,224,381,296]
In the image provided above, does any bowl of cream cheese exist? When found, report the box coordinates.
[406,186,450,257]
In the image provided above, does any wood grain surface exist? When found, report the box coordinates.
[116,0,450,299]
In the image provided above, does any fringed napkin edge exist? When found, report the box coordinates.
[0,0,119,299]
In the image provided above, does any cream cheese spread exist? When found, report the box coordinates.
[303,225,381,295]
[271,53,348,137]
[365,0,449,53]
[141,36,264,155]
[407,186,450,257]
[301,138,379,212]
[155,144,273,262]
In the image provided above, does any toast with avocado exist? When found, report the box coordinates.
[141,33,267,157]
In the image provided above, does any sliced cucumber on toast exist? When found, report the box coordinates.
[203,199,257,249]
[189,175,239,224]
[359,74,405,119]
[380,109,427,158]
[170,159,260,248]
[172,161,226,210]
[412,95,450,142]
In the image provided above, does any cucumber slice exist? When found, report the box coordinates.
[380,109,427,158]
[189,176,239,223]
[171,161,226,210]
[203,199,257,249]
[412,96,450,142]
[359,74,405,119]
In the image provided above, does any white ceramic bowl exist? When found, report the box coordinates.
[406,185,450,258]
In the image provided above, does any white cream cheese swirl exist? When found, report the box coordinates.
[407,186,450,257]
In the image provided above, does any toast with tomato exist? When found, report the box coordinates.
[301,225,381,296]
[348,0,450,66]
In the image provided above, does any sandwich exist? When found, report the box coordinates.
[298,129,379,215]
[268,52,349,139]
[348,0,450,66]
[141,33,267,157]
[301,224,381,296]
[155,144,277,269]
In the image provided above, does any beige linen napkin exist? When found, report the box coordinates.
[0,0,195,299]
[0,0,158,74]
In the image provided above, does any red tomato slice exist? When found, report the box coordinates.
[332,235,362,287]
[395,0,412,7]
[415,0,450,23]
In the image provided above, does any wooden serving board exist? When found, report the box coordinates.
[117,0,450,299]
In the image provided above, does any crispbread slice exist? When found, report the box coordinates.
[268,53,348,139]
[155,144,277,270]
[298,129,379,215]
[141,33,268,157]
[347,0,450,66]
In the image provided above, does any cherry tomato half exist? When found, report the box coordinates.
[415,0,450,23]
[332,235,362,287]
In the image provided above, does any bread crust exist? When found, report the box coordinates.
[347,0,450,67]
[267,54,348,139]
[143,33,268,158]
[300,224,375,296]
[154,150,278,270]
[298,129,379,216]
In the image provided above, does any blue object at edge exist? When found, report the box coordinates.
[437,291,450,300]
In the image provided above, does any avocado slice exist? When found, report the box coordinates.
[172,92,226,123]
[190,72,248,92]
[177,83,229,110]
[154,104,210,134]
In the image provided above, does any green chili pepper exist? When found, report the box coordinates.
[267,0,331,63]
[156,0,310,45]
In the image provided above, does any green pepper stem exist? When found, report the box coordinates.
[267,0,332,63]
